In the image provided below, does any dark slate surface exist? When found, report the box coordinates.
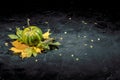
[0,11,120,80]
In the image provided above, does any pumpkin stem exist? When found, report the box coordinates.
[27,18,30,26]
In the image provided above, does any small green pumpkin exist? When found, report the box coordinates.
[22,26,43,46]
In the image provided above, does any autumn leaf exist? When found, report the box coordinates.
[9,40,44,58]
[11,40,29,50]
[32,47,43,57]
[20,47,33,59]
[20,51,29,59]
[33,47,43,53]
[10,47,23,53]
[43,29,51,39]
[9,40,29,54]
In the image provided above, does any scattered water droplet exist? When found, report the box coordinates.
[91,39,94,42]
[71,54,74,57]
[59,54,62,56]
[84,44,88,46]
[83,36,87,38]
[9,28,12,31]
[69,17,72,20]
[90,45,93,48]
[5,42,8,46]
[76,58,79,61]
[35,59,38,62]
[98,38,100,41]
[64,32,67,34]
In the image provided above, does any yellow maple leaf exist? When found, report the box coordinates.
[20,47,32,59]
[33,47,43,53]
[20,51,29,59]
[10,40,29,54]
[10,47,23,53]
[11,40,29,50]
[43,29,51,39]
[10,40,44,59]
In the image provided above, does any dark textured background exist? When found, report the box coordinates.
[0,1,120,80]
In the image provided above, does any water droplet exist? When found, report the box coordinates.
[60,37,63,40]
[83,36,87,38]
[5,42,8,46]
[98,38,100,41]
[94,22,98,25]
[64,32,67,34]
[90,45,93,48]
[69,17,72,20]
[84,53,87,55]
[78,35,80,38]
[45,21,49,24]
[9,28,12,31]
[91,39,94,42]
[76,58,79,61]
[71,54,74,57]
[84,44,88,46]
[59,54,62,56]
[35,59,38,62]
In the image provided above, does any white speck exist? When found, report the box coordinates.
[69,17,72,20]
[60,37,63,40]
[64,32,67,34]
[9,28,12,31]
[83,36,87,38]
[94,22,98,25]
[55,49,58,51]
[82,20,85,23]
[45,21,49,24]
[5,42,8,46]
[35,59,38,62]
[90,45,93,48]
[84,22,87,24]
[97,38,100,41]
[84,53,87,55]
[82,21,87,24]
[78,35,80,38]
[59,54,62,56]
[84,44,88,46]
[71,54,74,57]
[85,53,87,55]
[76,58,79,61]
[91,39,94,42]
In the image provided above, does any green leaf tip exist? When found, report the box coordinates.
[8,34,18,39]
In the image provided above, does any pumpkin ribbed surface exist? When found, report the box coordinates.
[22,26,43,46]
